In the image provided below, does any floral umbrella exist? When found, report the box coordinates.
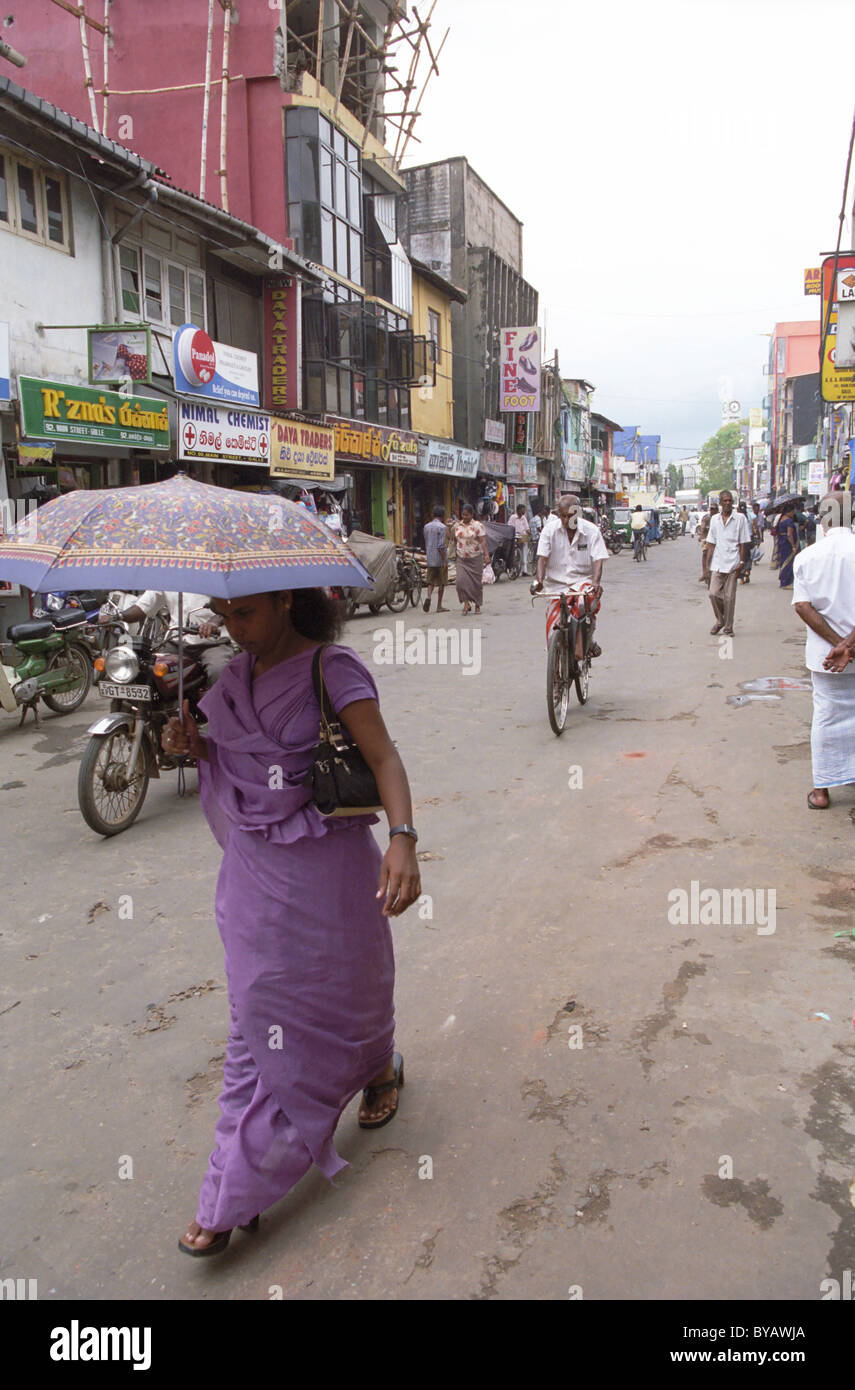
[0,473,373,596]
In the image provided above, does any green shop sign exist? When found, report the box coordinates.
[19,376,170,451]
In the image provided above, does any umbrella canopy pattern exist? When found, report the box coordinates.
[0,475,373,597]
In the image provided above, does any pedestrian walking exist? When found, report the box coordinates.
[776,502,799,589]
[679,505,689,536]
[454,502,490,616]
[163,588,421,1256]
[422,504,450,613]
[737,502,756,583]
[509,503,532,575]
[793,493,855,810]
[698,505,719,585]
[705,491,751,636]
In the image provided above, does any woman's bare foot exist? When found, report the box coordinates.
[358,1060,398,1125]
[180,1220,221,1251]
[474,605,481,615]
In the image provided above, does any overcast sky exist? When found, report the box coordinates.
[404,0,851,458]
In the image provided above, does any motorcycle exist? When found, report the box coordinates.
[484,520,520,580]
[599,518,624,555]
[77,613,207,836]
[0,607,93,724]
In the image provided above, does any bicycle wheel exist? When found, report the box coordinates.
[575,638,590,705]
[407,566,422,608]
[546,629,570,735]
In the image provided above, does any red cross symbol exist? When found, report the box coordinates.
[182,422,197,451]
[260,434,269,455]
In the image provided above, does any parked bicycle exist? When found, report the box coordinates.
[395,546,423,609]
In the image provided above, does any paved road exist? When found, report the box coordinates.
[2,534,854,1300]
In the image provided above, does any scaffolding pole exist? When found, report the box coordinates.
[102,0,111,136]
[200,0,215,199]
[333,2,358,121]
[78,1,101,132]
[218,0,233,212]
[397,23,447,165]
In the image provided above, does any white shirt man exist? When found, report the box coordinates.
[793,500,855,806]
[536,510,609,595]
[116,590,235,683]
[705,493,751,635]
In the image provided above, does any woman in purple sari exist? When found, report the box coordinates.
[162,588,421,1256]
[776,504,799,589]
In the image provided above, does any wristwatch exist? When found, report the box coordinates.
[389,824,418,843]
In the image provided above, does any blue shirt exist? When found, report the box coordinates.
[423,518,448,567]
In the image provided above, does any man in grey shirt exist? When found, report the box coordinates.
[422,504,450,614]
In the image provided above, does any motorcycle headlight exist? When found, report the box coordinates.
[104,646,140,684]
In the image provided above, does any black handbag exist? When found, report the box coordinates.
[303,645,383,817]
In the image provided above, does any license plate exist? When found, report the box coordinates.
[98,681,151,701]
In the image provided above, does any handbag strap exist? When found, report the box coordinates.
[311,644,339,740]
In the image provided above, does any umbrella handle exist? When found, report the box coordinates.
[177,592,184,721]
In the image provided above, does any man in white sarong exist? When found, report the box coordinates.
[792,492,855,810]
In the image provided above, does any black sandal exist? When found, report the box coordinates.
[359,1052,404,1130]
[178,1214,259,1258]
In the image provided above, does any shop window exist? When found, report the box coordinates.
[0,147,70,252]
[428,309,440,363]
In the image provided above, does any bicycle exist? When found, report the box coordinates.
[389,546,423,611]
[533,587,596,736]
[632,527,648,562]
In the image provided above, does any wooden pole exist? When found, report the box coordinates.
[333,2,358,119]
[48,0,107,33]
[218,1,232,212]
[200,0,215,198]
[102,0,110,136]
[78,1,101,132]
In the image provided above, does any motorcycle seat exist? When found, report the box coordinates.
[8,620,54,643]
[50,607,89,630]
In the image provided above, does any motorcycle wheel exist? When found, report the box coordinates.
[368,601,383,614]
[508,553,522,581]
[78,730,151,837]
[386,581,410,613]
[41,644,92,714]
[546,630,570,736]
[343,594,357,619]
[611,539,623,555]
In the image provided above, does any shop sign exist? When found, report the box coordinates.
[500,327,541,413]
[419,439,480,478]
[0,322,9,402]
[505,453,537,483]
[270,416,335,480]
[484,417,505,445]
[562,448,588,482]
[821,254,855,401]
[264,278,301,413]
[88,325,151,386]
[19,377,169,450]
[178,400,270,466]
[751,443,767,463]
[328,416,419,469]
[808,459,826,495]
[511,412,528,453]
[749,407,763,429]
[804,268,821,295]
[173,323,260,407]
[480,449,506,476]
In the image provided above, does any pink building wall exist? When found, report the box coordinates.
[773,321,821,378]
[9,0,290,240]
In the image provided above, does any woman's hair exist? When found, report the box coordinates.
[461,502,474,516]
[288,588,342,643]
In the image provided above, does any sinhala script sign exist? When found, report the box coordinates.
[178,400,270,466]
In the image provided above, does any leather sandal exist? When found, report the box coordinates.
[178,1214,259,1258]
[807,790,830,810]
[359,1052,404,1130]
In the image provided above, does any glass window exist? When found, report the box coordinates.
[335,218,349,277]
[0,154,7,223]
[338,367,352,417]
[321,207,334,270]
[320,145,333,205]
[318,114,332,146]
[347,139,359,169]
[428,308,440,360]
[325,363,338,412]
[350,228,361,285]
[333,127,346,158]
[305,361,324,415]
[335,157,347,214]
[168,263,185,325]
[302,202,321,263]
[44,176,64,244]
[347,169,361,226]
[120,244,140,314]
[143,253,162,321]
[188,271,205,325]
[17,163,38,235]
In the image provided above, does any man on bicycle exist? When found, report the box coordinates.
[532,495,607,657]
[631,504,649,559]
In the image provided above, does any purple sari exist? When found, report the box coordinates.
[193,644,395,1233]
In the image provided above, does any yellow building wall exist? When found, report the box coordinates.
[410,273,455,441]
